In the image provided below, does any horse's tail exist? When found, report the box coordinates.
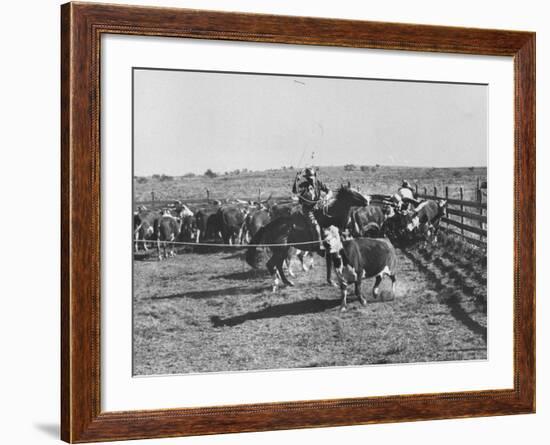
[245,226,267,269]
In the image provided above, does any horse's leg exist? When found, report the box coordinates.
[195,229,200,243]
[266,256,280,292]
[286,257,296,278]
[372,275,382,298]
[276,256,294,287]
[297,251,308,272]
[355,278,366,306]
[326,254,337,287]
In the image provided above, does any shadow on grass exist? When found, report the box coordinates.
[399,248,487,342]
[152,285,266,300]
[210,298,341,327]
[133,245,248,261]
[222,251,247,260]
[134,251,155,262]
[217,269,270,281]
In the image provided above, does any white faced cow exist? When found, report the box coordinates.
[154,210,182,260]
[134,207,160,252]
[324,226,397,312]
[405,199,447,244]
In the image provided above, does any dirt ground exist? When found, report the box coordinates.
[133,239,487,375]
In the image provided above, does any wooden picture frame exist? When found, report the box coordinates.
[61,2,535,442]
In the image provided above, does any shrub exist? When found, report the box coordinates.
[360,165,377,173]
[344,164,357,171]
[204,169,218,178]
[135,176,148,184]
[182,172,196,178]
[159,174,174,182]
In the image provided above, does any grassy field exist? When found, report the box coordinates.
[134,165,487,204]
[133,164,487,375]
[133,237,486,375]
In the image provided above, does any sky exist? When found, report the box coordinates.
[133,68,487,176]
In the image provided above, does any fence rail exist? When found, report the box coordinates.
[441,217,487,237]
[417,194,487,209]
[446,208,487,223]
[417,180,487,249]
[441,227,487,249]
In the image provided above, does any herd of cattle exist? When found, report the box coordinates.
[133,189,447,311]
[133,193,448,258]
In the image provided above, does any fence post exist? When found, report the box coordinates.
[424,187,427,196]
[258,188,261,203]
[415,183,418,195]
[445,186,449,229]
[478,186,484,242]
[151,191,155,203]
[460,187,464,237]
[433,186,437,198]
[206,188,210,203]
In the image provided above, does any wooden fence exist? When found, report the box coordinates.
[416,181,487,249]
[136,182,487,249]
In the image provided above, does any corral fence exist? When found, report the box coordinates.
[415,179,487,249]
[136,181,487,249]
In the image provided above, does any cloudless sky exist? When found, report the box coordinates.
[134,69,487,176]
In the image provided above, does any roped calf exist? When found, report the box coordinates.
[324,226,397,312]
[405,199,447,243]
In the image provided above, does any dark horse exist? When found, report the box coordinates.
[246,186,370,290]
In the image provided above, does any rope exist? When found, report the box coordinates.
[296,195,323,205]
[134,239,320,248]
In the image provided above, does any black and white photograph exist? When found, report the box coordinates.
[132,68,488,376]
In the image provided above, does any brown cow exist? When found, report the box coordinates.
[154,213,182,260]
[134,208,161,252]
[324,226,398,312]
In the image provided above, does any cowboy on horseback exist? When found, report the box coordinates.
[292,167,332,250]
[394,179,420,211]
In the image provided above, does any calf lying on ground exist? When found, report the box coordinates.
[324,226,397,312]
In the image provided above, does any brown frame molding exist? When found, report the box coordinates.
[61,2,535,442]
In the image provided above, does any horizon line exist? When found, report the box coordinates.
[133,164,488,177]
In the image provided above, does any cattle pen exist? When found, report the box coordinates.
[136,179,487,250]
[415,179,487,249]
[133,180,487,376]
